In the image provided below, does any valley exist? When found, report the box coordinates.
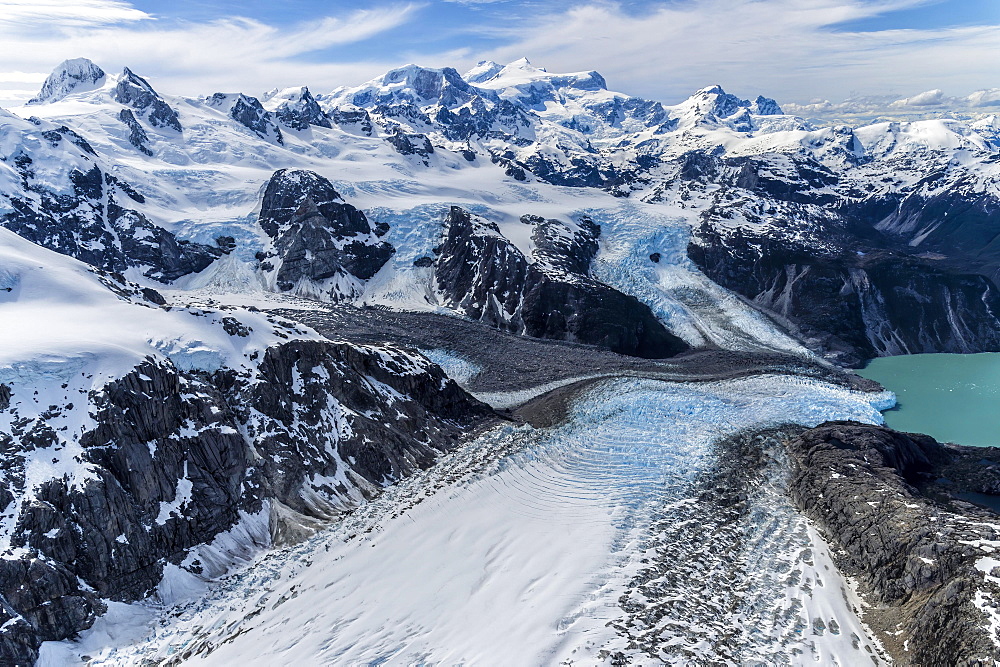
[1,54,999,665]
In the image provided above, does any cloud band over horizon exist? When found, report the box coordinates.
[0,0,997,114]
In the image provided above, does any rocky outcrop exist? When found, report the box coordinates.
[787,422,1000,664]
[225,94,284,144]
[0,556,105,665]
[256,169,394,301]
[435,206,687,358]
[330,108,373,135]
[112,67,182,132]
[385,127,434,159]
[117,108,152,155]
[0,129,223,283]
[0,339,494,664]
[855,179,1000,285]
[274,87,331,130]
[690,214,1000,367]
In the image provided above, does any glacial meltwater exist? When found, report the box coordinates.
[858,352,1000,448]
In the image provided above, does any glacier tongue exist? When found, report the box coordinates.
[55,375,892,665]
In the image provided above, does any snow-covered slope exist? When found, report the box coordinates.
[0,224,493,664]
[7,57,999,366]
[42,375,894,665]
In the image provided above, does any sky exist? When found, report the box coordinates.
[0,0,997,111]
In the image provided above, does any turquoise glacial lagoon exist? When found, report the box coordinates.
[858,352,1000,448]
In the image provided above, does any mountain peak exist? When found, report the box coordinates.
[696,85,727,96]
[464,60,504,84]
[337,64,488,109]
[119,67,157,94]
[112,67,182,132]
[508,57,543,72]
[752,95,783,116]
[28,58,106,105]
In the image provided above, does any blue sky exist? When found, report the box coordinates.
[0,0,997,107]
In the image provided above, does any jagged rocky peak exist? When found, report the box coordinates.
[0,112,220,282]
[209,92,284,144]
[270,86,332,130]
[112,67,182,132]
[752,94,783,115]
[0,326,492,662]
[683,85,750,118]
[670,84,784,131]
[256,169,394,300]
[28,58,106,105]
[232,94,283,144]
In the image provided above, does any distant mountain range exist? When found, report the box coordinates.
[2,55,1000,663]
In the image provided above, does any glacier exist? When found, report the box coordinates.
[40,375,894,665]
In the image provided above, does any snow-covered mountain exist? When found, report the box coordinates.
[3,56,1000,664]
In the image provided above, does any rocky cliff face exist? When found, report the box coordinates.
[112,68,182,133]
[256,169,395,301]
[691,224,1000,366]
[787,422,1000,664]
[435,206,688,358]
[227,94,284,144]
[0,337,493,665]
[684,151,1000,366]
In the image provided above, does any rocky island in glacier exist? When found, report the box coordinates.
[0,51,999,666]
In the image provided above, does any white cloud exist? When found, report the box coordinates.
[0,3,422,105]
[892,89,945,107]
[465,0,1000,105]
[0,0,149,28]
[967,89,1000,108]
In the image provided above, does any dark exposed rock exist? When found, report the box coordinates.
[385,127,434,158]
[751,95,783,115]
[112,68,182,132]
[788,422,1000,665]
[853,179,1000,285]
[215,236,237,253]
[108,200,223,282]
[256,169,394,300]
[0,341,494,663]
[117,108,152,155]
[141,287,166,305]
[0,555,106,664]
[330,108,373,135]
[435,206,687,358]
[0,141,222,283]
[690,217,1000,367]
[274,87,331,130]
[224,94,284,144]
[221,316,250,337]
